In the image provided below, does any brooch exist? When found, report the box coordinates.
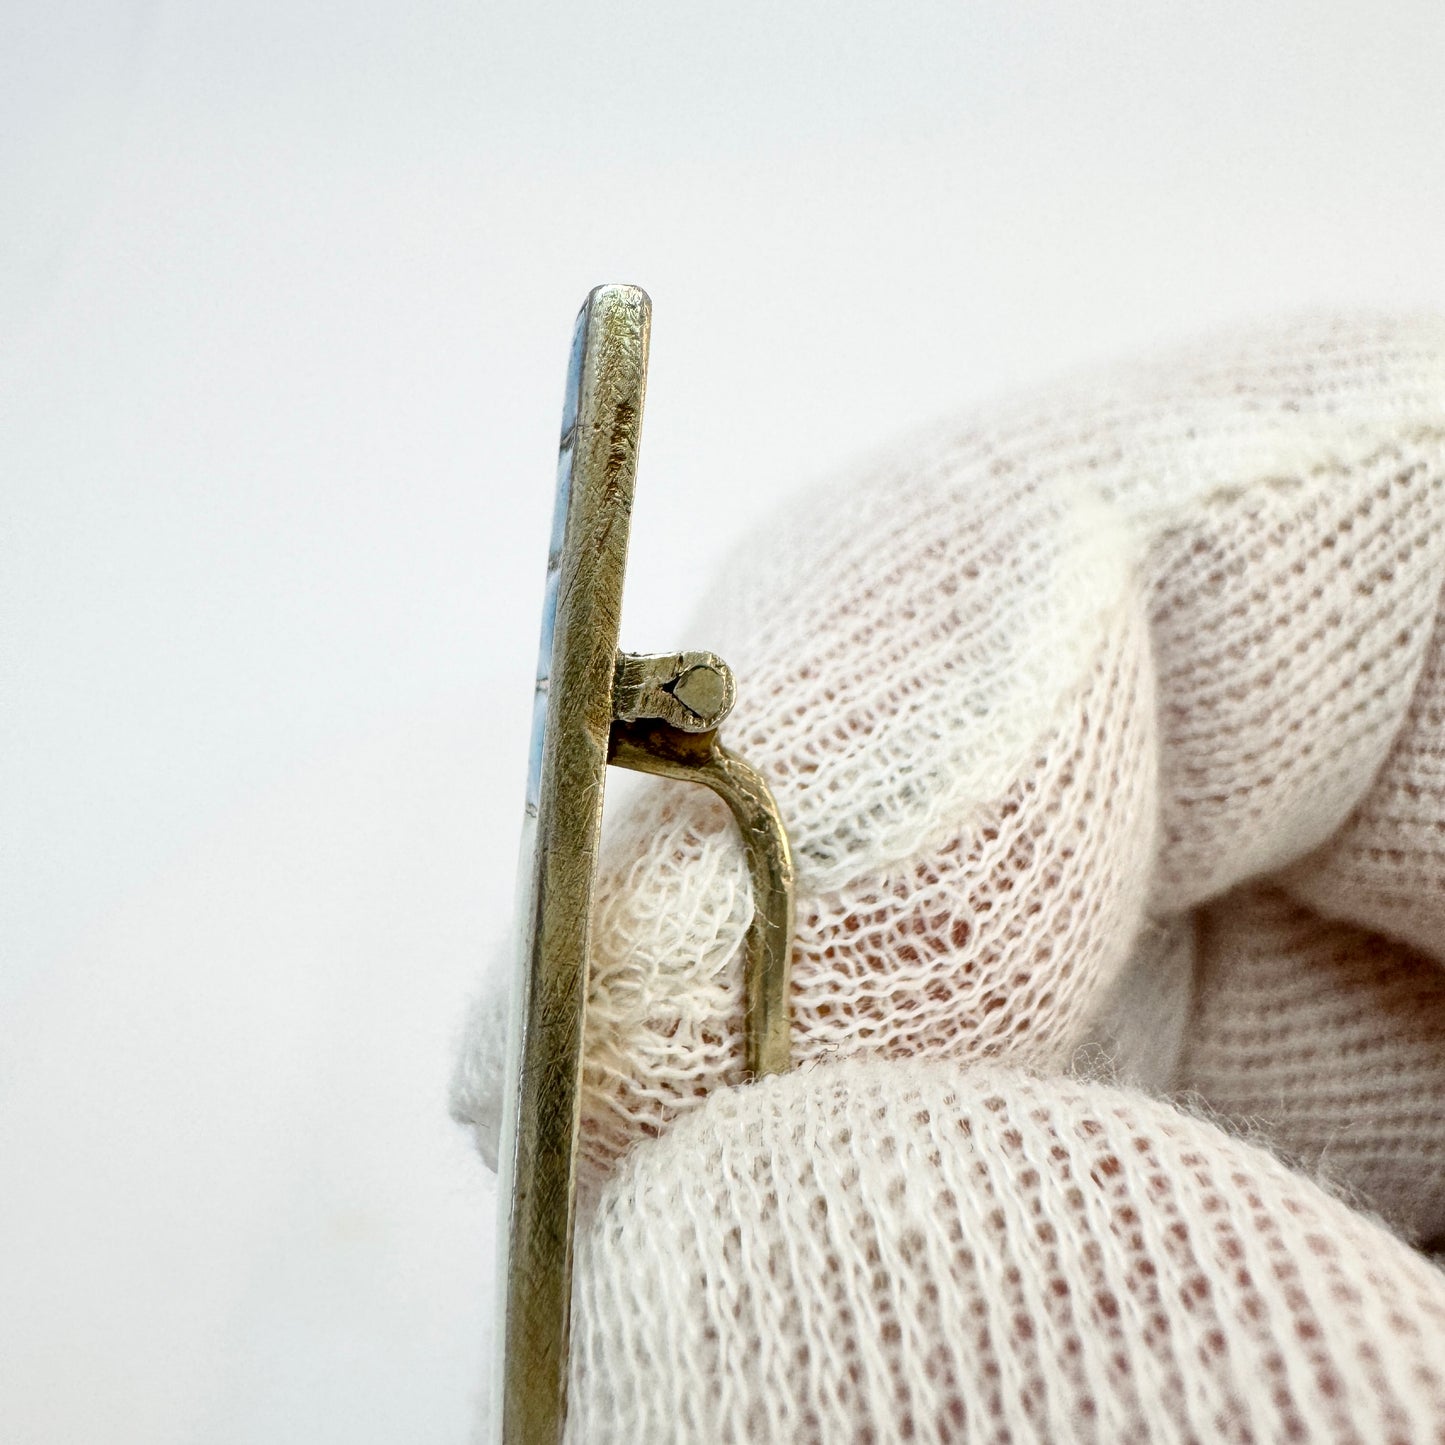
[496,285,795,1442]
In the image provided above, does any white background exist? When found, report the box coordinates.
[4,3,1444,1440]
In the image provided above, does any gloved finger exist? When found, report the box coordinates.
[1059,322,1445,1240]
[563,1059,1445,1443]
[1139,399,1445,914]
[1172,884,1445,1245]
[1280,595,1445,956]
[455,316,1445,1190]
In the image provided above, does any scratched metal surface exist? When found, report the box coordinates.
[496,285,651,1444]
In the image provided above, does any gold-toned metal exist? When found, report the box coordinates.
[609,717,796,1079]
[498,284,795,1445]
[612,649,737,733]
[498,284,649,1445]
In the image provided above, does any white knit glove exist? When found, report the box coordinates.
[455,315,1445,1442]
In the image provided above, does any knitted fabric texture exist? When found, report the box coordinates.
[1180,886,1445,1246]
[565,1062,1445,1445]
[454,314,1445,1436]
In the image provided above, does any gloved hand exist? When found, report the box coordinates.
[454,314,1445,1442]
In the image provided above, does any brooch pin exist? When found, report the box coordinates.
[496,284,796,1442]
